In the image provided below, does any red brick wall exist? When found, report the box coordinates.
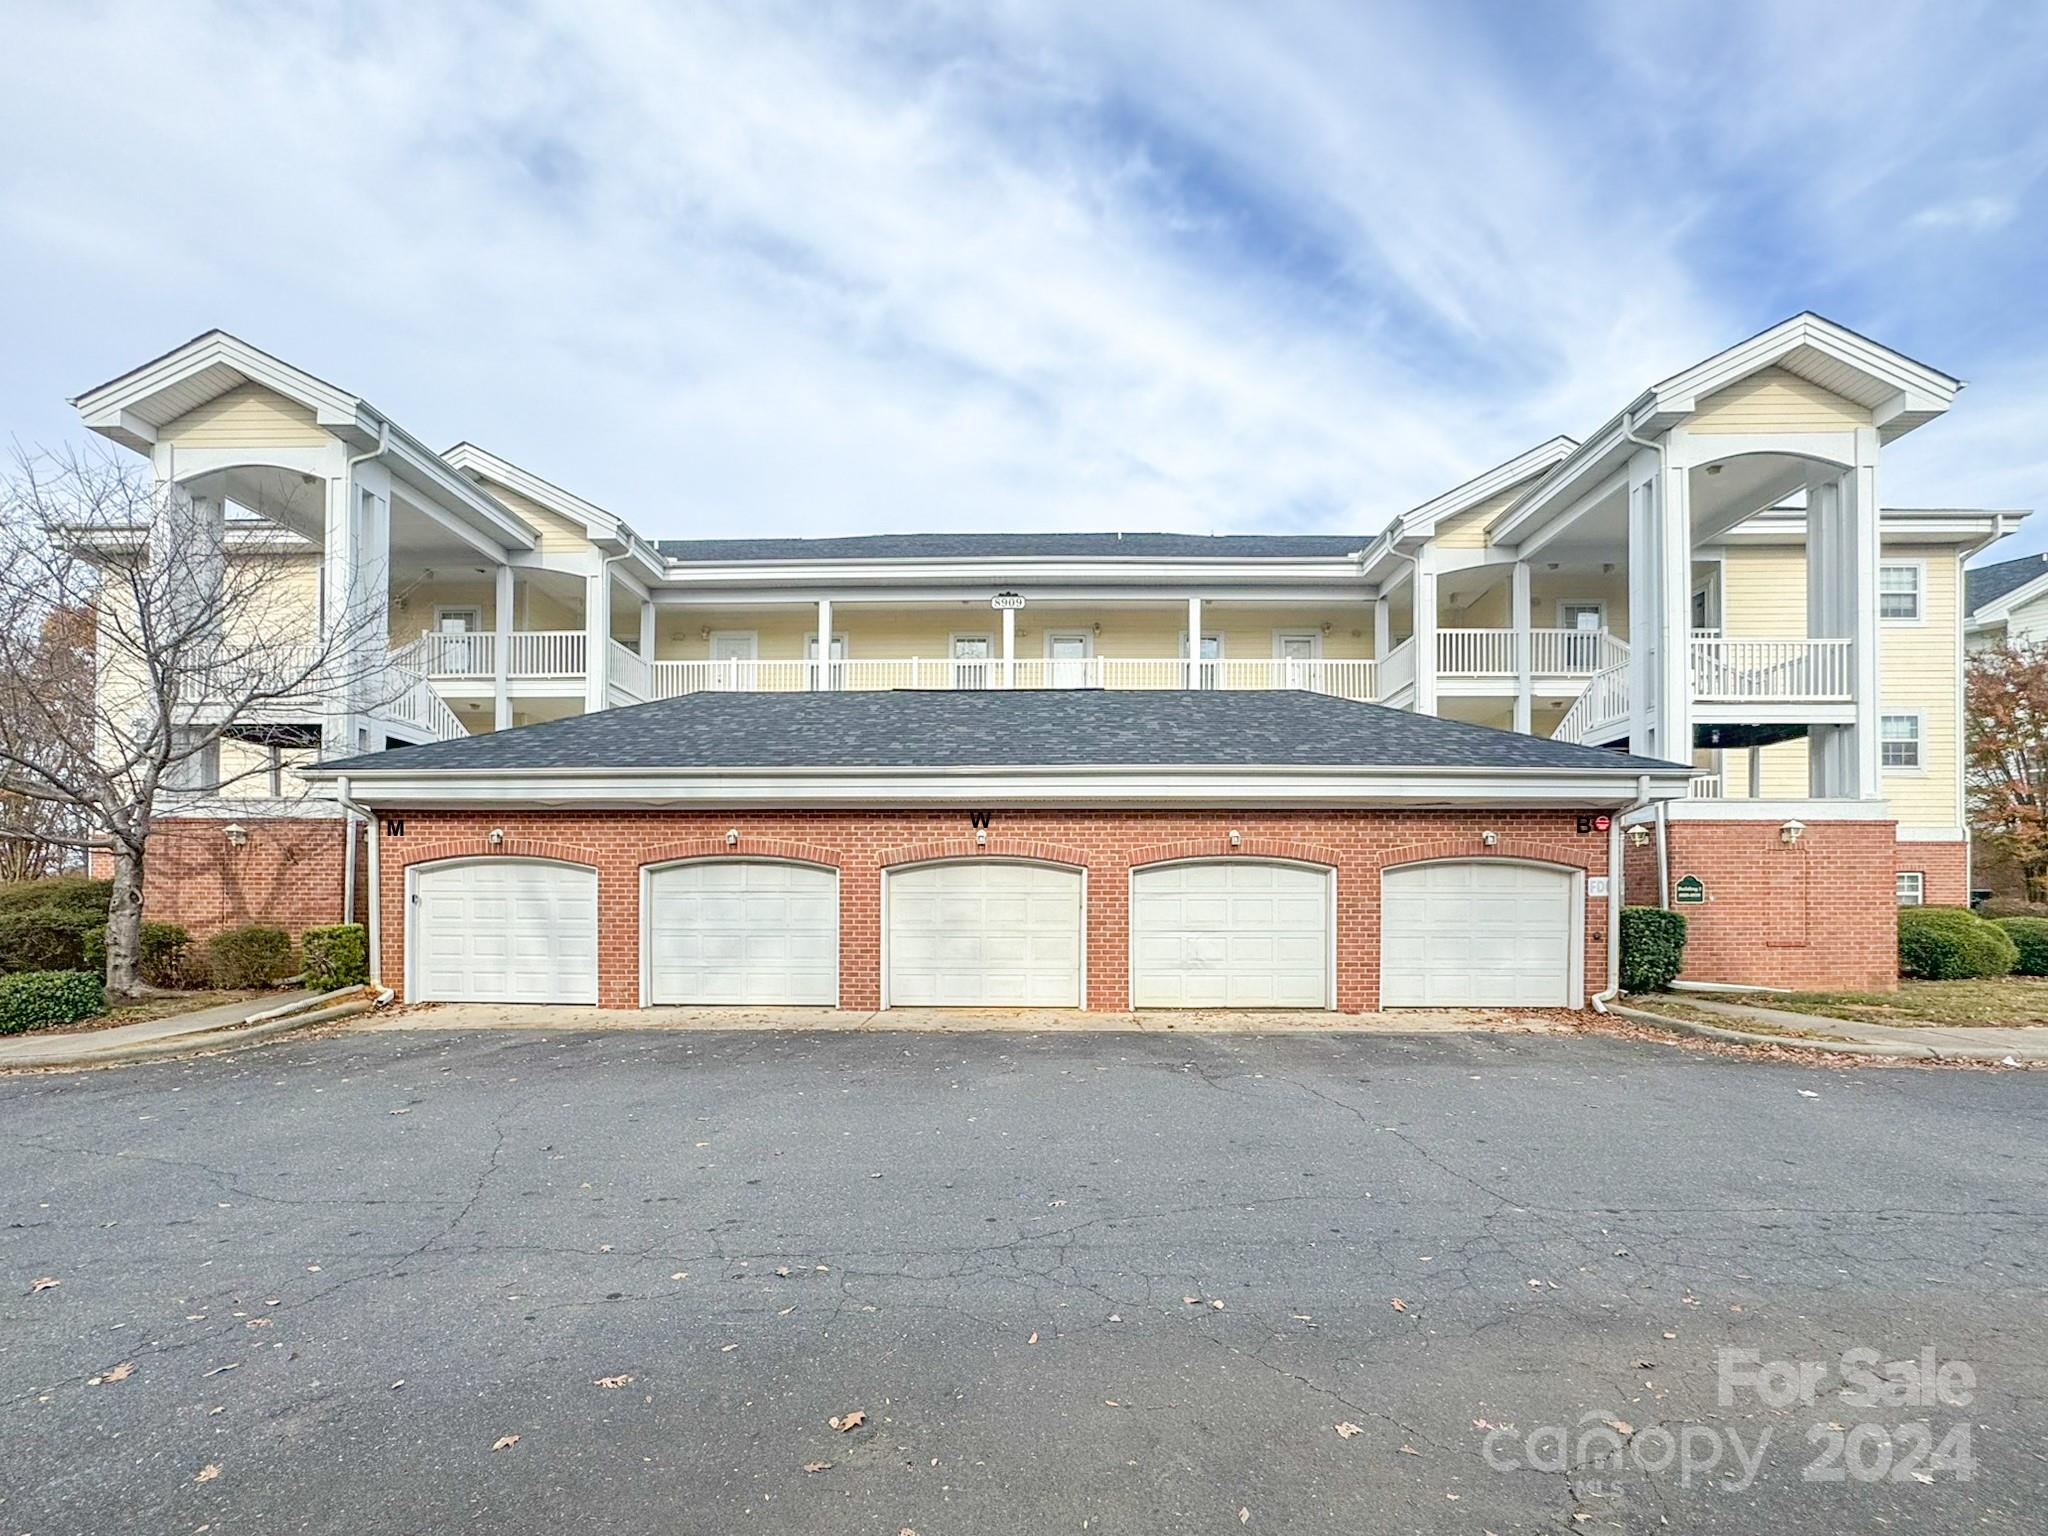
[97,818,364,941]
[1620,819,1900,992]
[372,808,1617,1011]
[1899,841,1969,908]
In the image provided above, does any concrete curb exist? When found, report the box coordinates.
[1609,1003,2030,1063]
[1,996,376,1071]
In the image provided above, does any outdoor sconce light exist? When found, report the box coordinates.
[1092,621,1102,634]
[223,823,248,847]
[725,828,740,847]
[1780,820,1806,846]
[1480,830,1499,847]
[1227,829,1242,848]
[975,827,988,846]
[1321,620,1333,633]
[1628,825,1652,848]
[488,827,506,846]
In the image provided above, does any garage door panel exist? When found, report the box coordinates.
[886,861,1084,1008]
[646,861,839,1006]
[413,860,599,1005]
[1131,861,1331,1010]
[1380,861,1575,1007]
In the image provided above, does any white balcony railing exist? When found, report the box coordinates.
[607,639,651,701]
[1553,662,1631,745]
[1688,772,1724,799]
[1690,637,1852,702]
[648,655,1383,700]
[1377,637,1416,700]
[1437,627,1625,678]
[505,630,586,679]
[409,630,496,679]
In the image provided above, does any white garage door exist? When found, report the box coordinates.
[1379,860,1577,1007]
[645,860,838,1005]
[412,859,598,1004]
[886,861,1083,1007]
[1131,861,1331,1009]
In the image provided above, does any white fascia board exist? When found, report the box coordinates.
[1729,507,2026,549]
[648,556,1373,593]
[1393,436,1578,540]
[1618,797,1894,827]
[442,443,662,576]
[1646,312,1962,420]
[71,329,362,428]
[301,762,1694,809]
[1485,410,1643,549]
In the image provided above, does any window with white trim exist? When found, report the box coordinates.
[163,730,220,792]
[1880,713,1922,770]
[1879,563,1923,622]
[1895,871,1924,906]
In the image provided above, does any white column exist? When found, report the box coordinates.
[1510,559,1533,735]
[1373,594,1391,661]
[584,566,610,713]
[493,564,513,732]
[1001,605,1016,688]
[1625,439,1691,762]
[815,597,833,691]
[1411,551,1438,713]
[320,464,389,755]
[1805,427,1881,799]
[1186,595,1203,687]
[638,598,655,661]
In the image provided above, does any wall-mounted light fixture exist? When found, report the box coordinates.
[975,827,988,846]
[725,828,740,847]
[488,827,506,846]
[1627,825,1652,848]
[223,823,248,847]
[1480,830,1498,847]
[1227,829,1242,848]
[1780,819,1805,845]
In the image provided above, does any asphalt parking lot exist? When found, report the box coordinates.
[3,1026,2044,1533]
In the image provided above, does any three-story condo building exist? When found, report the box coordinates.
[71,315,2022,1009]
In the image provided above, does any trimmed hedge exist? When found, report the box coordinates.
[1898,907,2018,981]
[0,908,103,973]
[1620,906,1688,992]
[0,970,106,1034]
[1993,917,2048,978]
[206,925,296,989]
[301,925,367,990]
[0,876,111,916]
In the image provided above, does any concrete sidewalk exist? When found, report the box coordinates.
[362,1001,1579,1034]
[0,988,336,1069]
[1631,996,2048,1062]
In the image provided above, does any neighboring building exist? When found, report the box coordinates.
[1966,550,2048,650]
[70,315,2026,1007]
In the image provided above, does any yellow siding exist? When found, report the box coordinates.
[1689,367,1870,435]
[1432,486,1520,550]
[160,384,330,448]
[475,478,593,553]
[391,579,499,646]
[1716,543,1961,826]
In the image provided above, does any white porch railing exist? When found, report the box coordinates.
[648,655,1384,699]
[504,630,587,679]
[607,639,650,701]
[1554,662,1631,745]
[1688,772,1724,799]
[1690,637,1852,702]
[1377,637,1416,700]
[382,668,466,740]
[409,630,496,679]
[1437,627,1625,678]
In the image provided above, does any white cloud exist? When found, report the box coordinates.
[0,0,2039,546]
[1909,197,2016,234]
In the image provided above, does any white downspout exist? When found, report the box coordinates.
[330,774,388,997]
[1655,797,1672,909]
[1590,773,1654,1014]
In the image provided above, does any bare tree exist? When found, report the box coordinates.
[0,448,401,997]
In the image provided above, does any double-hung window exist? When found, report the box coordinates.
[1878,563,1923,622]
[1880,713,1922,770]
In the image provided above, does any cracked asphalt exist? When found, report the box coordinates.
[3,1026,2045,1534]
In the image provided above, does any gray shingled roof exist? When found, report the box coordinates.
[319,690,1683,776]
[655,532,1370,561]
[1968,552,2048,613]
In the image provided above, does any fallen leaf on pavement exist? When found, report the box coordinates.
[491,1435,519,1452]
[194,1463,221,1483]
[1238,1508,1250,1524]
[30,1277,60,1294]
[721,1344,738,1352]
[830,1410,866,1432]
[1389,1298,1407,1312]
[1605,1418,1633,1435]
[670,1272,689,1281]
[776,1266,792,1277]
[1798,1090,1820,1099]
[594,1376,633,1389]
[1398,1444,1419,1456]
[98,1361,136,1384]
[1210,1300,1224,1311]
[202,1363,239,1378]
[1334,1422,1362,1438]
[1184,1296,1200,1305]
[802,1460,834,1473]
[1027,1332,1038,1345]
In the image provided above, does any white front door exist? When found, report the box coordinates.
[1131,861,1331,1008]
[1274,631,1320,689]
[1558,603,1605,672]
[886,861,1084,1007]
[952,634,994,690]
[1045,632,1093,689]
[709,631,759,689]
[645,860,838,1005]
[1379,861,1578,1007]
[435,608,483,674]
[411,859,599,1004]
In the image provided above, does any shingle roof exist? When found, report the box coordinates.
[654,532,1370,561]
[319,690,1682,776]
[1967,552,2048,613]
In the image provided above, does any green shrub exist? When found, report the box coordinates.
[0,876,111,917]
[1993,917,2048,977]
[0,908,104,974]
[1898,907,2018,980]
[1620,906,1688,992]
[301,924,367,990]
[82,921,196,987]
[0,970,106,1034]
[205,925,296,989]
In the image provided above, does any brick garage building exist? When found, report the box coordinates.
[292,690,1700,1013]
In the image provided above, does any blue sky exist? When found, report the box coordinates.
[2,0,2045,555]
